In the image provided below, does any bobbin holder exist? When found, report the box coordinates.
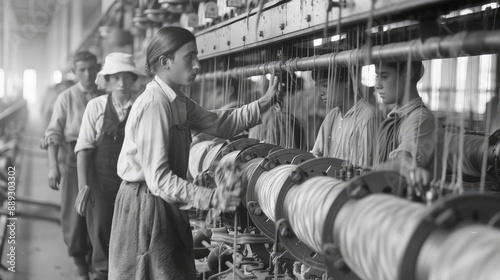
[246,148,309,239]
[321,171,408,279]
[399,192,500,280]
[274,157,345,271]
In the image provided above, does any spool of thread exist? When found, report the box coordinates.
[241,158,264,189]
[334,194,428,280]
[203,143,224,171]
[188,141,212,179]
[256,165,296,222]
[284,176,347,253]
[422,224,500,280]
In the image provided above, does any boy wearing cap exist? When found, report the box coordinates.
[311,67,380,169]
[43,51,104,279]
[74,52,142,280]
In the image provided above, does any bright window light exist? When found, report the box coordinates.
[313,38,322,46]
[247,75,262,82]
[23,69,37,103]
[361,64,376,87]
[482,2,499,10]
[331,33,347,42]
[53,70,62,84]
[0,69,4,98]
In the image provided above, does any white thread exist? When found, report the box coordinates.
[256,165,296,222]
[335,194,428,280]
[284,176,347,253]
[203,143,224,171]
[426,224,500,280]
[189,141,212,179]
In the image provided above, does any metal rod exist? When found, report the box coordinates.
[198,30,500,79]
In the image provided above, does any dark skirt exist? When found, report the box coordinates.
[108,181,196,280]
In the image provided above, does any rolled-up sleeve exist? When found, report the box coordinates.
[44,93,67,146]
[137,100,214,210]
[74,100,99,153]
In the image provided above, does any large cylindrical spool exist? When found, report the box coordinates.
[256,164,296,222]
[423,224,500,280]
[188,140,213,179]
[333,194,428,280]
[283,176,347,253]
[203,142,224,171]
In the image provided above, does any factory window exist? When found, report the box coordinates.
[23,69,37,103]
[53,70,62,84]
[0,69,4,98]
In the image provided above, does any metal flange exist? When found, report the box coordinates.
[290,153,315,165]
[236,143,282,164]
[321,171,407,279]
[208,137,260,172]
[399,192,500,280]
[488,128,500,183]
[246,149,307,240]
[274,157,345,271]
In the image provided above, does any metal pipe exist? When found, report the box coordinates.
[198,30,500,79]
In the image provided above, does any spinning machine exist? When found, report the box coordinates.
[129,0,500,279]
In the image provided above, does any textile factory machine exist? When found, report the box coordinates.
[130,0,500,279]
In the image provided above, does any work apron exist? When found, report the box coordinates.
[109,97,196,280]
[87,94,128,280]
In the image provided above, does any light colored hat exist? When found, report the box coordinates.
[95,52,143,89]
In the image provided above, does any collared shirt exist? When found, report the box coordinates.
[117,78,262,210]
[384,97,444,173]
[44,82,103,145]
[77,83,99,102]
[311,99,380,168]
[74,94,132,153]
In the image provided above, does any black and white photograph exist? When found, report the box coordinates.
[1,0,500,279]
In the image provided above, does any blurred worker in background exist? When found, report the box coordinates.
[41,50,105,280]
[75,52,142,280]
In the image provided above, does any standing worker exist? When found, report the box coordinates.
[42,51,104,280]
[74,52,142,280]
[109,26,282,280]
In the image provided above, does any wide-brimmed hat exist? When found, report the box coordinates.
[95,52,143,88]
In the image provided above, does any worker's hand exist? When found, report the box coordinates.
[258,72,284,112]
[75,185,90,217]
[39,138,48,150]
[407,167,431,197]
[211,158,246,212]
[48,166,61,190]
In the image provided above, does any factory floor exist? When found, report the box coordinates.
[0,105,74,280]
[0,103,212,280]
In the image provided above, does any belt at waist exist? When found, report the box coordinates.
[124,181,151,195]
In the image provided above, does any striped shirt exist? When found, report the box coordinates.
[311,99,380,168]
[44,83,103,145]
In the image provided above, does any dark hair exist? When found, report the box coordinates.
[382,61,424,83]
[312,67,349,84]
[145,26,196,77]
[72,51,97,68]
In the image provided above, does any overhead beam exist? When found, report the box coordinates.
[194,0,477,60]
[198,29,500,79]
